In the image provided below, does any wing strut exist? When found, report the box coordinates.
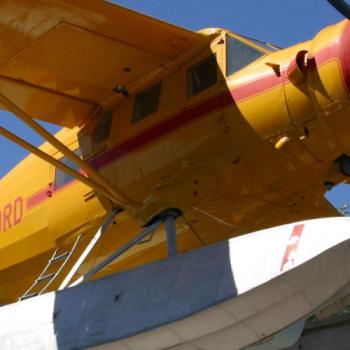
[58,209,118,290]
[327,0,350,19]
[0,92,139,212]
[0,127,125,205]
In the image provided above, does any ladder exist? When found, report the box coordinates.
[19,234,81,301]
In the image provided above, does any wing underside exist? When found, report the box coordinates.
[0,0,207,127]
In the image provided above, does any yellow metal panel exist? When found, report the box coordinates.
[235,86,291,138]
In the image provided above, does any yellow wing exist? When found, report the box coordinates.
[0,0,207,127]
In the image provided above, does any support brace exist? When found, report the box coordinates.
[70,209,182,287]
[0,127,119,204]
[59,209,118,290]
[161,209,181,257]
[0,91,139,211]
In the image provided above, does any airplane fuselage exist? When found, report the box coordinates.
[1,20,350,303]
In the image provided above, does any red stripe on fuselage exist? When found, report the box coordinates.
[89,93,224,169]
[26,184,54,210]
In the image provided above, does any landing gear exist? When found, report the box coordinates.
[338,154,350,176]
[158,209,182,257]
[70,208,182,287]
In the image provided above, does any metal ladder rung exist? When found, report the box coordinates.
[58,209,118,290]
[19,234,82,301]
[50,252,69,263]
[37,273,56,283]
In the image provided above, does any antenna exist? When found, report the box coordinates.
[328,0,350,19]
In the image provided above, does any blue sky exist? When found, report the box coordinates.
[115,0,343,46]
[0,0,349,210]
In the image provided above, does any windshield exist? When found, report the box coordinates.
[239,34,281,52]
[226,35,265,76]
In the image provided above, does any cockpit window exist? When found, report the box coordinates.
[187,55,217,97]
[238,35,280,52]
[226,35,264,76]
[55,149,81,190]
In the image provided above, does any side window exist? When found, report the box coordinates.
[92,110,113,145]
[226,35,264,76]
[132,82,161,123]
[55,150,81,190]
[187,55,217,97]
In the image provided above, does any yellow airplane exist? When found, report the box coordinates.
[0,0,349,304]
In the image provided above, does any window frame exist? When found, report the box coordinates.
[187,54,219,98]
[225,33,267,77]
[54,149,81,191]
[92,109,113,146]
[132,82,162,123]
